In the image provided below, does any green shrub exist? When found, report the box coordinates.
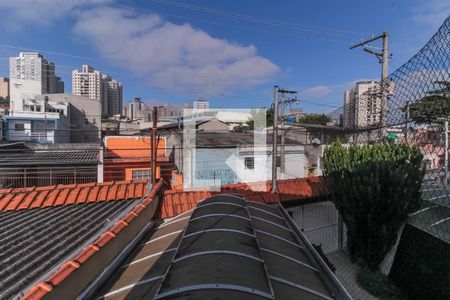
[323,141,424,270]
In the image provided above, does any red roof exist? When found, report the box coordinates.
[21,180,164,300]
[158,177,327,218]
[0,180,149,212]
[3,176,327,299]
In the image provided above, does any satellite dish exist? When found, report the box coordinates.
[312,138,321,147]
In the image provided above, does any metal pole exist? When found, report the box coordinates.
[280,92,285,176]
[445,121,448,186]
[271,85,279,192]
[381,32,389,128]
[151,106,158,184]
[405,101,410,143]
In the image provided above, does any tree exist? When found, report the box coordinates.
[297,113,331,125]
[101,112,109,120]
[233,108,274,132]
[409,81,450,124]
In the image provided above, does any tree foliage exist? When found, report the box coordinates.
[297,113,331,125]
[233,108,273,132]
[409,81,450,124]
[323,141,424,270]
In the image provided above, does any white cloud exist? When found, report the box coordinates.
[0,0,111,28]
[303,85,332,97]
[72,6,279,93]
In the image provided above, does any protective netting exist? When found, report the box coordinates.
[290,16,450,300]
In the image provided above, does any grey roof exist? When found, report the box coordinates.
[194,132,299,147]
[94,194,349,299]
[0,200,141,300]
[0,150,99,167]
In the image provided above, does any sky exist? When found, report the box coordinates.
[0,0,448,113]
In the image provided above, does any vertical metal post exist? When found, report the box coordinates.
[280,92,285,176]
[405,101,410,143]
[381,32,389,129]
[151,106,158,184]
[271,85,279,192]
[445,121,448,186]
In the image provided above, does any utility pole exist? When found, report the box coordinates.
[271,86,297,192]
[350,32,390,129]
[278,88,298,176]
[151,106,158,185]
[271,85,279,192]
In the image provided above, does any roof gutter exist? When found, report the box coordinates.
[77,220,158,300]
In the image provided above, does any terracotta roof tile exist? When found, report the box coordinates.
[0,180,158,212]
[47,260,80,286]
[77,187,90,204]
[160,177,328,219]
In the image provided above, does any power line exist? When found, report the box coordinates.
[150,0,371,36]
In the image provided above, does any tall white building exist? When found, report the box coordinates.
[343,81,383,128]
[72,65,123,117]
[9,52,64,112]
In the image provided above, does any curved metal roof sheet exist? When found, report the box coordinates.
[94,194,350,300]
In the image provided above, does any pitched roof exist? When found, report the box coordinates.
[0,200,140,300]
[93,194,349,299]
[0,180,148,212]
[0,150,99,167]
[20,180,164,300]
[159,177,327,219]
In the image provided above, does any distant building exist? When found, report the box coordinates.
[2,93,101,143]
[126,97,149,120]
[9,52,64,112]
[72,65,123,117]
[193,99,209,110]
[343,80,395,128]
[0,77,9,100]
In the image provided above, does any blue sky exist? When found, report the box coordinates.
[0,0,448,113]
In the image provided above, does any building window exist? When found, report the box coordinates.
[131,169,151,180]
[15,123,25,131]
[244,157,255,170]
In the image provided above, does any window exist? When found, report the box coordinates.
[131,169,151,180]
[15,123,25,131]
[244,157,255,170]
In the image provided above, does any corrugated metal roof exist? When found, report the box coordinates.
[0,200,140,300]
[0,150,99,167]
[93,194,347,300]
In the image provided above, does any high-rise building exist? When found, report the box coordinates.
[343,81,383,128]
[126,97,149,120]
[72,65,123,117]
[9,52,64,112]
[0,77,9,100]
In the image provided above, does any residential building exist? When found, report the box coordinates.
[0,77,9,100]
[9,52,64,112]
[125,97,149,120]
[193,98,209,110]
[72,65,123,117]
[2,93,101,143]
[343,80,396,128]
[102,136,176,182]
[164,131,305,188]
[0,142,100,188]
